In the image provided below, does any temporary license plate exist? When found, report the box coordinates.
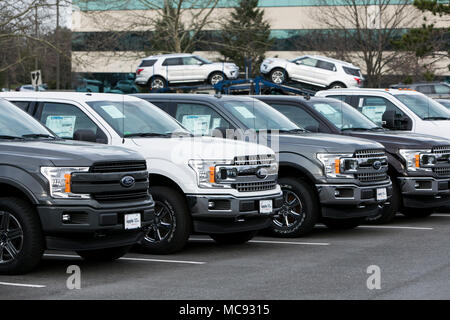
[124,213,141,230]
[259,200,273,214]
[376,188,387,201]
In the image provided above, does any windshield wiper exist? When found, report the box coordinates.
[422,116,450,120]
[0,135,25,140]
[341,127,371,131]
[22,133,57,139]
[278,128,307,134]
[124,132,171,138]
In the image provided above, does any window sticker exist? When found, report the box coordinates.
[233,106,256,119]
[361,105,386,125]
[182,115,211,135]
[101,105,125,119]
[45,115,76,138]
[212,118,222,129]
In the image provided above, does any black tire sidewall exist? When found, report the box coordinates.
[138,186,191,254]
[0,197,44,275]
[269,177,319,237]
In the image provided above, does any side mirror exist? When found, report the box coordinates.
[382,110,396,129]
[74,129,97,143]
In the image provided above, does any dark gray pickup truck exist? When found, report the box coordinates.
[0,98,154,274]
[135,94,393,237]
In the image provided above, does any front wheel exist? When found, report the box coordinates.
[138,186,191,254]
[209,231,256,245]
[269,68,287,84]
[328,82,346,89]
[208,72,226,85]
[77,245,131,262]
[0,197,44,275]
[267,177,319,237]
[322,217,364,230]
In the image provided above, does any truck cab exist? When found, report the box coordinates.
[0,92,283,254]
[136,94,393,237]
[0,98,155,274]
[315,89,450,140]
[257,95,450,223]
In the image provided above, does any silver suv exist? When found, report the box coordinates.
[260,55,364,89]
[135,53,239,89]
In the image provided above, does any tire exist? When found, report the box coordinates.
[209,231,257,245]
[268,177,319,237]
[402,208,435,218]
[0,197,44,275]
[328,82,347,89]
[208,72,226,85]
[149,76,166,90]
[138,186,191,254]
[269,68,287,84]
[322,217,364,230]
[77,245,131,262]
[366,179,401,224]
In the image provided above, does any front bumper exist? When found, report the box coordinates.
[37,203,155,250]
[316,181,393,219]
[186,192,283,234]
[224,69,240,79]
[399,177,450,208]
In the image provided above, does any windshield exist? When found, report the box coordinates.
[310,100,380,130]
[88,99,189,138]
[221,99,300,131]
[438,100,450,110]
[395,94,450,120]
[0,99,54,139]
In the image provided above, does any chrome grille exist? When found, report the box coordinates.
[357,172,388,183]
[355,149,385,159]
[234,181,277,192]
[433,167,450,177]
[432,146,450,154]
[234,154,275,166]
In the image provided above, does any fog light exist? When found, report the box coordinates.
[62,214,71,222]
[208,201,215,209]
[334,190,340,197]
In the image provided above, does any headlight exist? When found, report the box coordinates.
[399,149,433,172]
[225,65,238,70]
[41,167,90,199]
[265,59,274,65]
[188,160,233,188]
[317,153,355,178]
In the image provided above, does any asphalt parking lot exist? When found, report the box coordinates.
[1,212,449,300]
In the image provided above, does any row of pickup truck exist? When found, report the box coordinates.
[1,88,449,274]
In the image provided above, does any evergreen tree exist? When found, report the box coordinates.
[219,0,273,77]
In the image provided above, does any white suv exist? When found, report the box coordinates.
[135,53,239,89]
[260,55,364,89]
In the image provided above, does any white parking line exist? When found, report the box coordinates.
[44,253,206,265]
[434,214,450,217]
[0,282,46,288]
[190,238,330,246]
[358,225,434,231]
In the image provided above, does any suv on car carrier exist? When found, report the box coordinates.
[137,94,393,236]
[257,95,450,223]
[0,98,155,274]
[0,92,282,254]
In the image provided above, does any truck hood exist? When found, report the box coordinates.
[345,130,450,151]
[0,140,142,167]
[276,133,384,153]
[419,120,450,140]
[131,136,275,164]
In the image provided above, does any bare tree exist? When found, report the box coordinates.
[316,0,421,87]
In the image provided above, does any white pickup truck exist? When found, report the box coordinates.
[0,92,283,254]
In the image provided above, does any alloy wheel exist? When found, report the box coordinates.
[144,201,175,243]
[151,78,165,89]
[271,71,285,84]
[273,190,305,228]
[0,211,24,264]
[210,74,224,85]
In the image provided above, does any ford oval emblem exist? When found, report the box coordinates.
[256,168,269,179]
[120,176,135,188]
[373,161,382,170]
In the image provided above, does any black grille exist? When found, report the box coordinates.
[234,154,275,166]
[93,191,150,202]
[432,146,450,154]
[434,167,450,177]
[355,149,385,158]
[90,161,147,173]
[357,172,388,183]
[234,181,277,192]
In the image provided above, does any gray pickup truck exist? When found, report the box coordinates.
[0,98,154,274]
[136,94,393,237]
